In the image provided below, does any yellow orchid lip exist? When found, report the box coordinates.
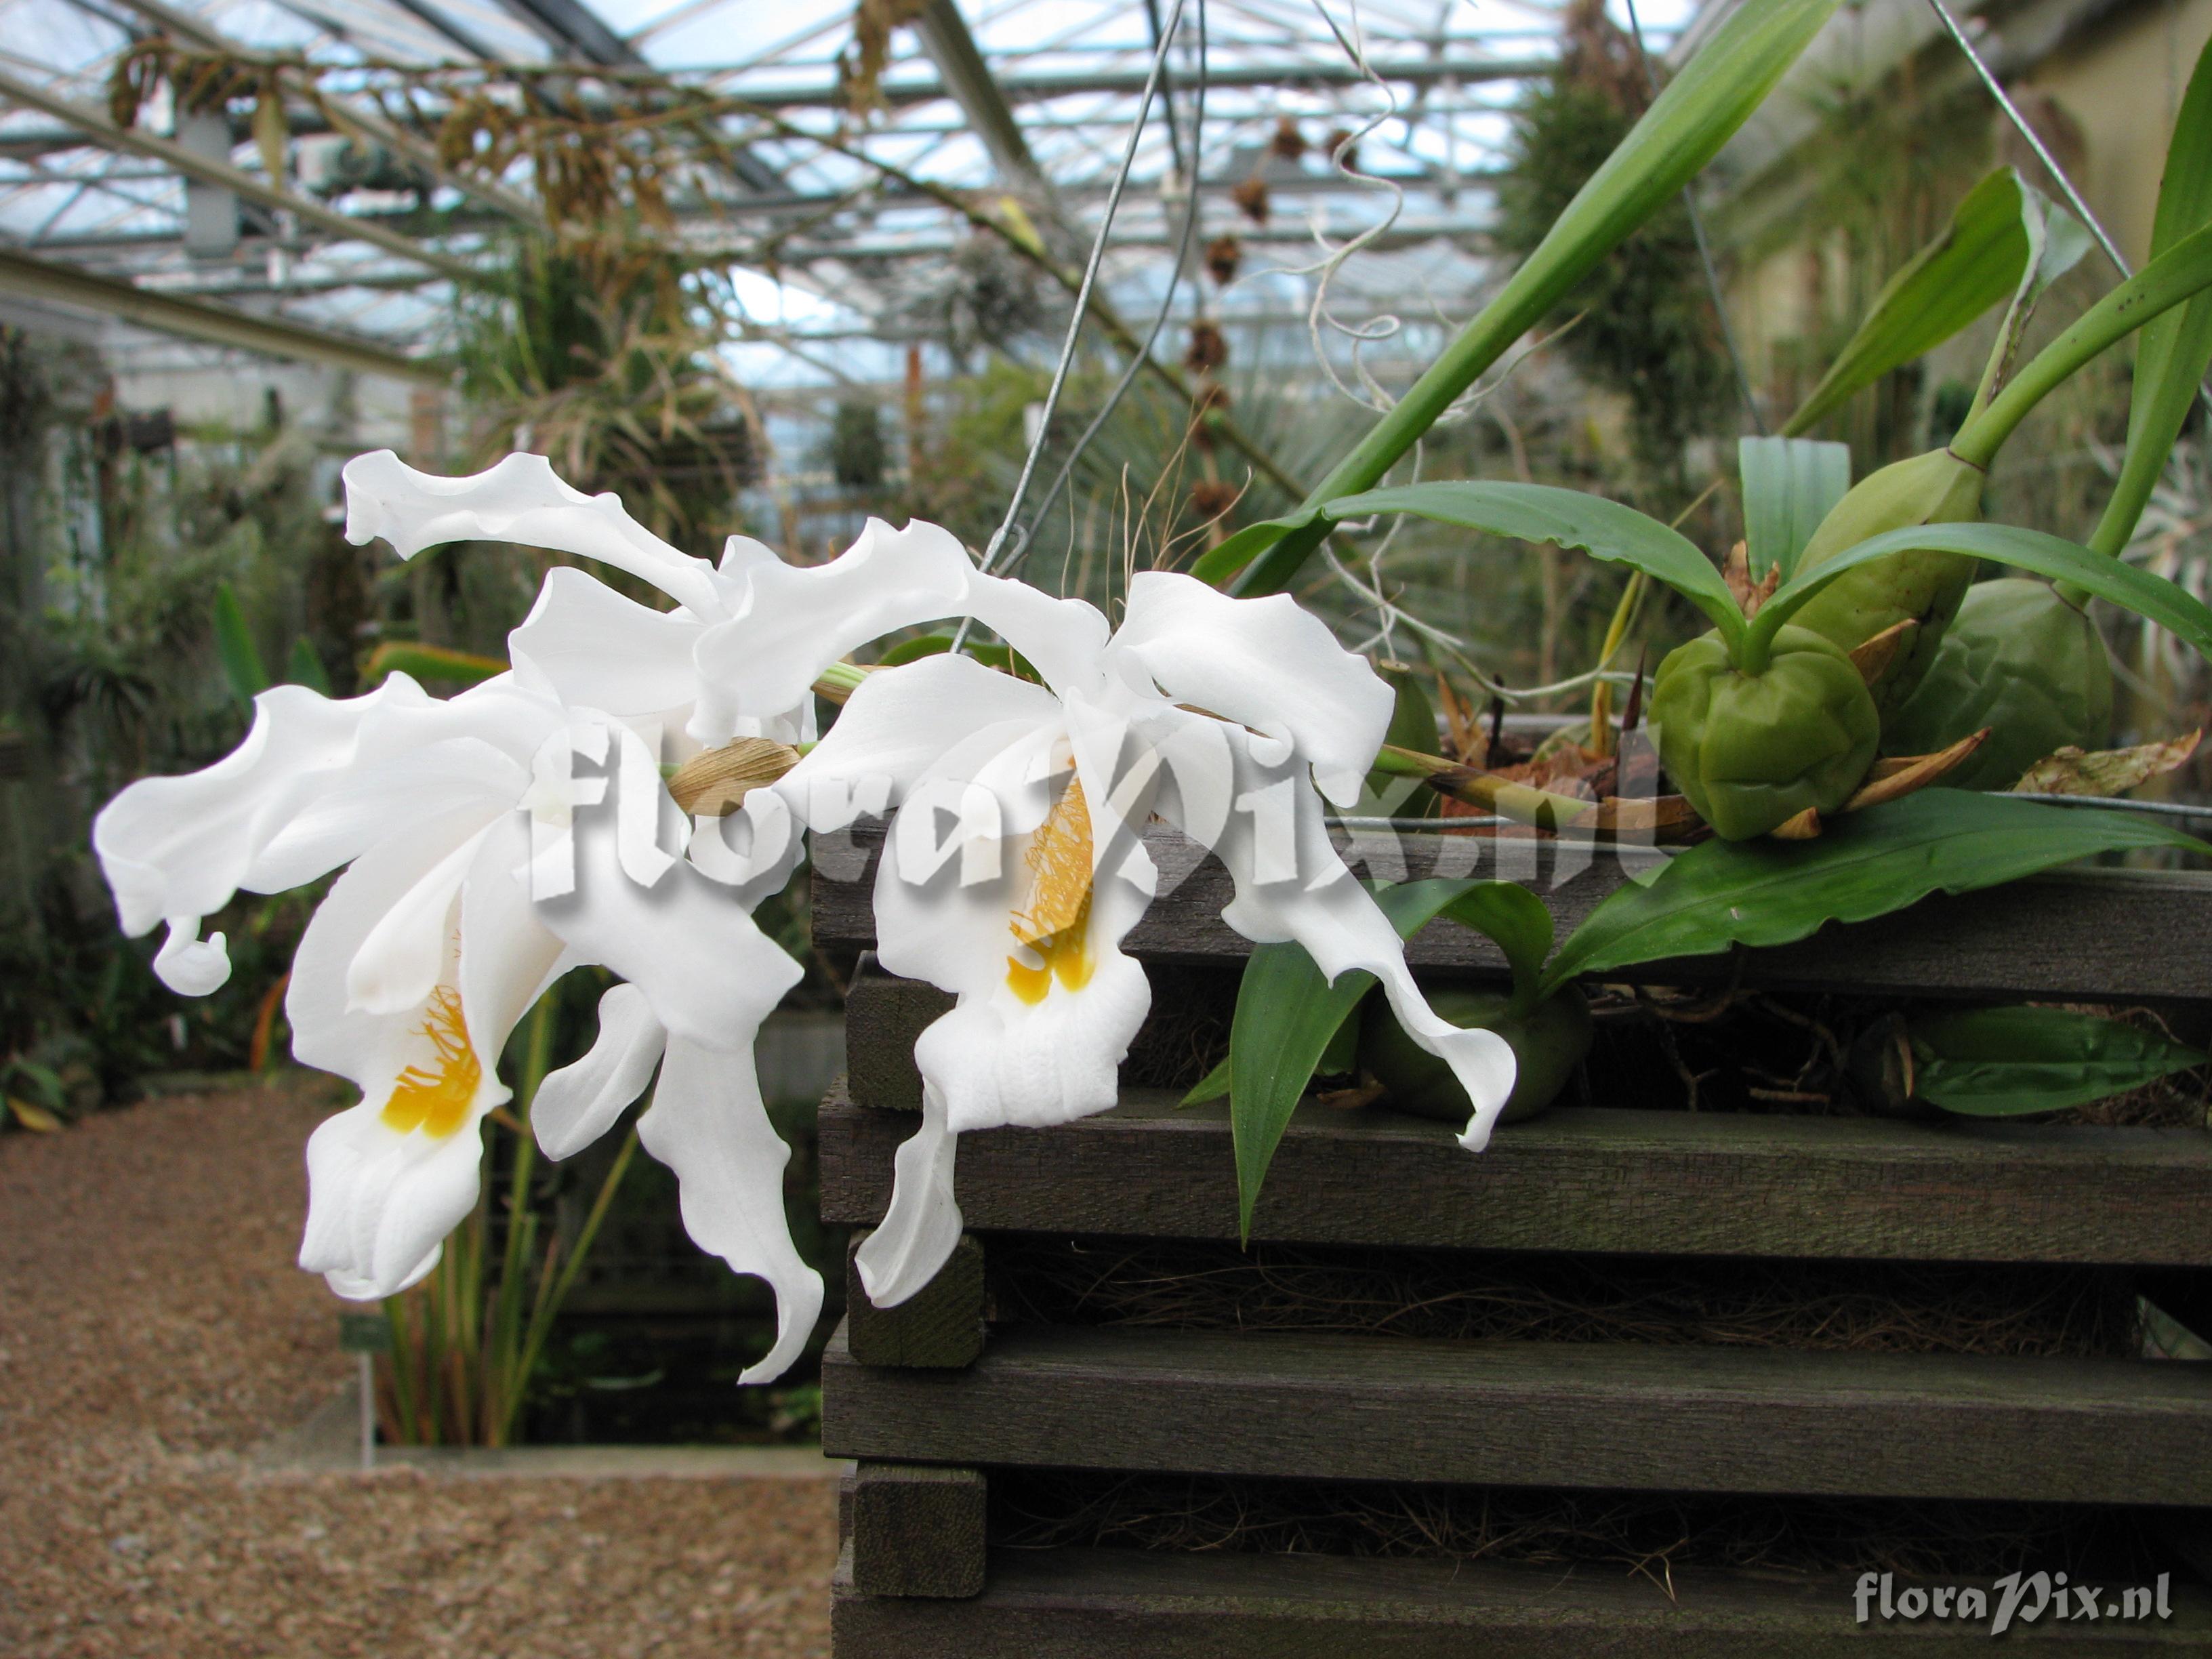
[379,985,480,1139]
[1006,772,1097,1004]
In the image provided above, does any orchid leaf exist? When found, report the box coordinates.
[1910,1006,2205,1117]
[2091,33,2212,558]
[1222,0,1841,594]
[1227,878,1547,1237]
[1440,882,1553,1015]
[283,637,331,695]
[2011,730,2202,796]
[1755,521,2212,661]
[1189,514,1307,587]
[1969,183,2092,419]
[211,583,268,705]
[1542,790,2211,994]
[1784,167,2033,434]
[1326,481,1745,643]
[1957,221,2212,467]
[1738,436,1851,581]
[363,640,509,688]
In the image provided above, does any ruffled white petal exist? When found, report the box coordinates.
[777,653,1063,833]
[535,750,804,1049]
[508,565,708,720]
[92,676,436,941]
[153,918,231,995]
[535,983,668,1159]
[1111,572,1395,807]
[696,517,1111,724]
[1160,718,1519,1149]
[853,1084,964,1309]
[636,1037,824,1383]
[342,450,725,619]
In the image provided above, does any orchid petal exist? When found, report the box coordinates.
[853,1084,964,1309]
[696,518,1111,722]
[535,758,804,1050]
[92,676,435,941]
[637,1037,824,1382]
[535,984,667,1160]
[1113,572,1395,807]
[153,918,230,995]
[342,450,724,618]
[778,654,1063,832]
[1160,718,1519,1149]
[509,565,707,720]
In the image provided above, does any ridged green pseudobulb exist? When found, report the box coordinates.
[1651,625,1881,840]
[1361,985,1592,1126]
[1786,448,1987,715]
[1883,578,2113,790]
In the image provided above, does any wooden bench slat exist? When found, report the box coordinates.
[832,1543,2212,1656]
[813,823,2212,1003]
[821,1322,2212,1505]
[819,1088,2212,1267]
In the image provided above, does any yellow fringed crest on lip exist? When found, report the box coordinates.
[1006,772,1097,1005]
[380,985,482,1139]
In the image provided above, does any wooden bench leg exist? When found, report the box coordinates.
[845,1229,986,1369]
[842,1462,987,1599]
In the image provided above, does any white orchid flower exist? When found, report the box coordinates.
[700,518,1519,1307]
[88,453,832,1382]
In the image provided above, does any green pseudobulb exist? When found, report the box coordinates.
[1784,448,1987,714]
[1651,625,1881,840]
[1882,577,2113,790]
[1361,985,1592,1126]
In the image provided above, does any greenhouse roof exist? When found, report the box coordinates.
[0,0,1695,386]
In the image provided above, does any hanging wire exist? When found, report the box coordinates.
[1926,0,2212,423]
[1622,0,1767,435]
[1000,0,1210,580]
[968,0,1193,584]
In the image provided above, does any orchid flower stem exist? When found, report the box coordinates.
[506,1126,640,1441]
[1953,222,2212,469]
[485,996,556,1447]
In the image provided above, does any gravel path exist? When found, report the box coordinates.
[0,1079,837,1658]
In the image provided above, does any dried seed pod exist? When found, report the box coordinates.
[1271,117,1307,161]
[1188,382,1232,451]
[1189,478,1240,520]
[1231,176,1270,226]
[1204,234,1242,285]
[666,737,801,817]
[1183,321,1227,375]
[1326,127,1359,171]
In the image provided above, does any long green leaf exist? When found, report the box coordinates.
[1911,1006,2205,1117]
[1738,436,1851,581]
[1965,183,2091,423]
[1441,883,1553,1015]
[1201,0,1842,593]
[211,582,268,705]
[363,640,510,688]
[1324,481,1745,644]
[1753,520,2212,661]
[1543,791,2209,994]
[1954,220,2212,467]
[1784,167,2032,435]
[283,636,332,695]
[2088,34,2212,560]
[1226,878,1555,1235]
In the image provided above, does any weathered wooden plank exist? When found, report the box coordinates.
[844,1462,987,1598]
[845,1231,987,1368]
[832,1543,2212,1656]
[812,822,2212,1004]
[842,966,951,1111]
[819,1088,2212,1267]
[821,1322,2212,1505]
